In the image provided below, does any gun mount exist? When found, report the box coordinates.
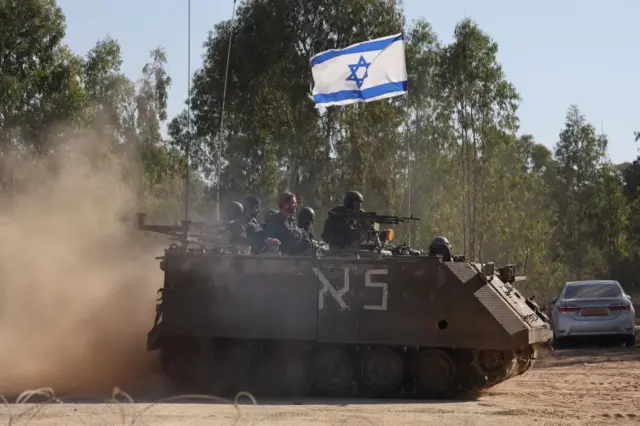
[136,212,189,242]
[135,212,228,251]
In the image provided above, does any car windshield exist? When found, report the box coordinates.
[563,283,621,300]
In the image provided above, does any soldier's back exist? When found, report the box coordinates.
[321,205,357,248]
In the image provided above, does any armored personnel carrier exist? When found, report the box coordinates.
[136,211,552,399]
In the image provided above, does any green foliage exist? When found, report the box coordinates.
[0,0,87,153]
[0,0,205,222]
[551,105,609,280]
[2,0,640,296]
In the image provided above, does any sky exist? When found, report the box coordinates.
[56,0,639,164]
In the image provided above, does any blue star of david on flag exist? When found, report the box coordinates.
[309,33,408,107]
[345,56,370,89]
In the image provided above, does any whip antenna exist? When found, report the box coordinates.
[184,0,192,222]
[400,0,412,246]
[215,0,237,221]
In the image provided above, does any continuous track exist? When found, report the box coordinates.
[158,338,540,399]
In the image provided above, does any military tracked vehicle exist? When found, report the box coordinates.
[136,211,552,399]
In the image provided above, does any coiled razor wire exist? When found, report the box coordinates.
[0,386,378,425]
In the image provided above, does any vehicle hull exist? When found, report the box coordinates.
[148,250,552,399]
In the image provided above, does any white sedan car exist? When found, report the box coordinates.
[551,280,636,348]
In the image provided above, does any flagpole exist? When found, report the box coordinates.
[401,1,412,247]
[406,97,411,247]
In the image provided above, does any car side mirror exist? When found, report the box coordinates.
[551,296,557,304]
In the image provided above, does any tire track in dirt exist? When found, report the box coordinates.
[484,346,640,425]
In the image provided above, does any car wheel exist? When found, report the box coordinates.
[552,336,567,349]
[624,335,636,348]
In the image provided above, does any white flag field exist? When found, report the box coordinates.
[310,33,408,107]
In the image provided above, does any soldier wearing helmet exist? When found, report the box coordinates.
[321,190,364,249]
[343,191,364,211]
[264,191,314,255]
[226,200,245,222]
[428,236,452,262]
[297,206,316,240]
[221,201,250,253]
[242,195,263,253]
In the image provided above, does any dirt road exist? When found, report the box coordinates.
[3,346,638,425]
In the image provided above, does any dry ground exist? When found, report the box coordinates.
[2,345,639,426]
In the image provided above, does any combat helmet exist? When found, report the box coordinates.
[226,201,244,220]
[428,236,452,261]
[298,206,315,223]
[343,190,364,209]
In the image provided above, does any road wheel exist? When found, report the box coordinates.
[359,346,404,396]
[310,346,354,394]
[412,349,456,398]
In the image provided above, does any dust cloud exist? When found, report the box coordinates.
[0,132,168,397]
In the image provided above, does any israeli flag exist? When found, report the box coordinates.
[310,33,408,107]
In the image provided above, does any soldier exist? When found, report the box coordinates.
[321,190,364,249]
[243,195,263,253]
[428,236,452,262]
[226,200,245,222]
[222,200,251,253]
[243,195,262,220]
[265,191,313,255]
[297,206,316,240]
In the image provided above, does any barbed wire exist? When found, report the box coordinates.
[0,386,259,426]
[0,386,379,425]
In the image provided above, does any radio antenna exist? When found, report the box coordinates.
[183,0,192,222]
[215,0,238,221]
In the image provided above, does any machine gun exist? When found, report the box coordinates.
[328,210,421,225]
[327,210,420,251]
[135,212,228,250]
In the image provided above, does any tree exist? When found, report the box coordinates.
[436,18,521,261]
[551,104,608,279]
[0,0,87,156]
[4,0,640,296]
[169,0,407,212]
[0,0,205,222]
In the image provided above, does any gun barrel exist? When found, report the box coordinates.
[135,212,189,236]
[397,216,420,221]
[328,211,421,223]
